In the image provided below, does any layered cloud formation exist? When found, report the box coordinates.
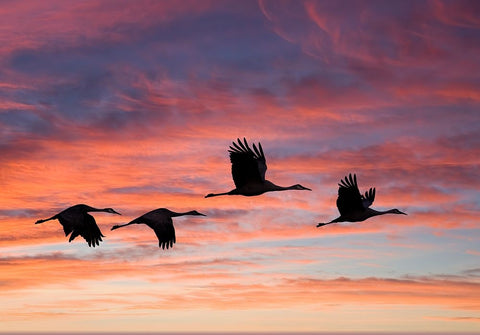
[1,0,479,333]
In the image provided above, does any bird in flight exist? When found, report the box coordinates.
[317,173,406,227]
[111,208,206,249]
[35,204,121,247]
[205,138,311,198]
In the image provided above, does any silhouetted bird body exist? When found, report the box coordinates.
[317,174,406,227]
[111,208,206,249]
[35,204,121,247]
[205,138,311,197]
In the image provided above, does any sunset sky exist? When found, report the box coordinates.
[1,0,479,333]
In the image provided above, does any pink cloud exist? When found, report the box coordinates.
[431,0,480,29]
[5,267,479,313]
[0,1,216,52]
[0,1,477,333]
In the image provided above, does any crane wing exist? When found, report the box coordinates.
[141,211,176,249]
[336,173,365,216]
[151,220,176,249]
[58,216,73,237]
[58,211,82,239]
[79,213,105,247]
[361,187,376,208]
[58,205,85,237]
[58,206,80,223]
[228,138,267,188]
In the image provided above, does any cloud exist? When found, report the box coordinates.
[431,0,480,29]
[426,315,480,322]
[462,268,480,276]
[0,2,479,332]
[3,261,480,313]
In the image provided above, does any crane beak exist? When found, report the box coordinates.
[112,210,121,215]
[298,185,312,191]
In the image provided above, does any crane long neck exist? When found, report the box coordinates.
[169,210,202,217]
[35,215,58,224]
[316,216,342,227]
[266,181,294,191]
[111,220,135,230]
[368,208,396,216]
[111,219,139,230]
[205,189,238,198]
[87,207,109,213]
[268,181,310,192]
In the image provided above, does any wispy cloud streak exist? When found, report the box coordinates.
[0,0,479,333]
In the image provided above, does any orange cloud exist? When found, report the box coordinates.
[0,2,478,332]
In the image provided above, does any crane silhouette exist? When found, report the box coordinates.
[317,173,406,227]
[205,138,311,198]
[110,208,206,249]
[35,204,121,247]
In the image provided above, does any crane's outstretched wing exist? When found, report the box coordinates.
[228,138,267,188]
[79,213,105,247]
[361,187,376,209]
[140,210,176,249]
[58,206,83,238]
[151,220,176,249]
[336,173,365,216]
[58,214,78,240]
[58,216,73,237]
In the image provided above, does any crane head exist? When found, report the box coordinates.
[105,208,121,215]
[292,184,312,191]
[391,209,407,215]
[190,210,207,216]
